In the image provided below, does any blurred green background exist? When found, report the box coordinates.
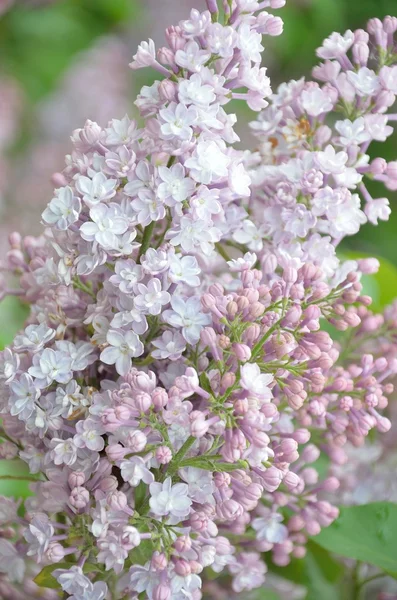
[0,0,396,343]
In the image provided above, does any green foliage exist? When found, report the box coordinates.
[0,459,33,499]
[0,296,29,350]
[313,503,397,578]
[0,0,139,102]
[128,539,156,566]
[268,541,345,600]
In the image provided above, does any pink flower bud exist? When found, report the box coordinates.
[152,387,168,409]
[156,445,172,464]
[152,551,168,571]
[153,584,172,600]
[106,443,128,461]
[232,343,251,362]
[108,490,128,511]
[126,430,147,452]
[68,471,86,489]
[69,486,90,509]
[174,559,191,576]
[190,415,209,438]
[261,466,283,492]
[46,542,66,563]
[135,392,152,413]
[98,476,118,493]
[8,232,21,249]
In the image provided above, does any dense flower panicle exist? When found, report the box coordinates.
[249,18,397,275]
[0,2,396,599]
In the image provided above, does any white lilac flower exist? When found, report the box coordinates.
[190,185,222,220]
[151,330,186,360]
[28,348,73,388]
[179,467,215,504]
[105,115,140,146]
[109,259,143,294]
[141,248,169,275]
[120,456,154,487]
[252,510,288,543]
[134,278,170,315]
[168,214,221,255]
[69,581,108,600]
[13,323,55,353]
[131,189,166,226]
[237,22,264,63]
[80,203,129,249]
[149,476,192,523]
[50,437,78,466]
[159,102,198,141]
[168,253,201,287]
[74,418,105,452]
[316,29,354,59]
[55,341,97,371]
[157,163,196,205]
[240,363,274,401]
[315,144,348,174]
[184,139,231,184]
[175,40,211,72]
[9,373,39,419]
[178,73,216,108]
[347,67,380,97]
[0,348,20,383]
[335,117,371,146]
[24,513,54,560]
[163,295,211,344]
[42,186,81,230]
[76,171,117,207]
[100,329,144,376]
[54,566,93,595]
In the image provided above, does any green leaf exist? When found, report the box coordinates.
[128,539,156,566]
[0,297,29,350]
[0,459,34,499]
[250,589,281,600]
[313,502,397,578]
[33,562,67,589]
[268,541,345,600]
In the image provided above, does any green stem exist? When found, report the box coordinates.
[138,221,156,262]
[215,242,232,262]
[0,475,40,482]
[167,436,196,475]
[251,320,281,360]
[73,277,96,299]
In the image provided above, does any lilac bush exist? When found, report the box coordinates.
[0,1,397,599]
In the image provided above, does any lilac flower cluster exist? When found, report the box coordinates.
[0,2,396,599]
[249,16,397,274]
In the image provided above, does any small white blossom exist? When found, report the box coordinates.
[120,456,155,487]
[149,476,192,523]
[159,102,198,141]
[134,278,170,315]
[42,186,81,230]
[76,172,117,207]
[152,330,186,361]
[100,329,144,376]
[163,296,211,344]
